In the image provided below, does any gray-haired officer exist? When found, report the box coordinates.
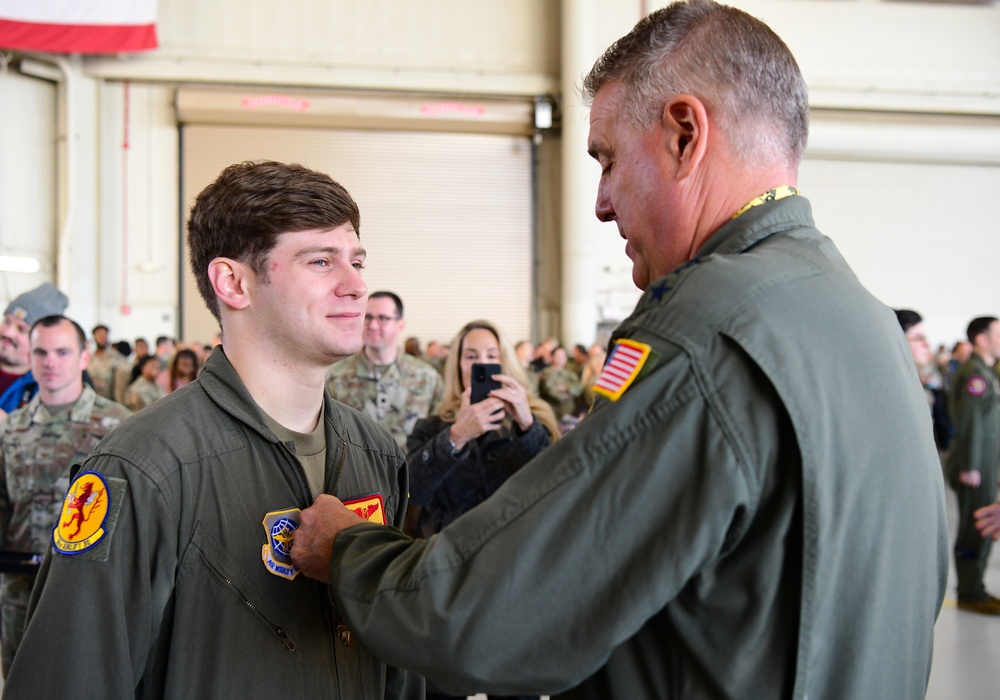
[290,2,947,698]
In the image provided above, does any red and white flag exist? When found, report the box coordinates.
[0,0,157,54]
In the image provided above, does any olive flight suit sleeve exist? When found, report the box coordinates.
[329,338,781,696]
[3,456,178,698]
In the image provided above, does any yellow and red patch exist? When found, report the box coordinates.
[343,493,385,525]
[53,471,110,554]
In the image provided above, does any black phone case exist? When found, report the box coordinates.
[470,363,503,403]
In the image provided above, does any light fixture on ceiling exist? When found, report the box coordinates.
[0,256,41,274]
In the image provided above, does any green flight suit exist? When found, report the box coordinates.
[3,349,421,699]
[326,196,949,699]
[945,353,1000,600]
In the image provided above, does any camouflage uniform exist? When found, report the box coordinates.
[87,348,128,401]
[0,384,130,673]
[539,365,583,419]
[327,351,444,449]
[113,363,135,405]
[124,376,167,412]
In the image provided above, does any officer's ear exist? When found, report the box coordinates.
[661,94,709,180]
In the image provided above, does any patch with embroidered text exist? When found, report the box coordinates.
[593,339,653,401]
[343,493,386,525]
[966,377,987,396]
[53,470,126,559]
[261,508,301,580]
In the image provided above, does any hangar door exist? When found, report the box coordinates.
[178,88,535,349]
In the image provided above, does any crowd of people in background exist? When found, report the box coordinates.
[896,309,1000,616]
[404,331,607,434]
[0,3,991,695]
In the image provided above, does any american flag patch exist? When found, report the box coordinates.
[593,339,652,401]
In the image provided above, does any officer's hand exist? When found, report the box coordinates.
[291,494,365,584]
[975,501,1000,541]
[959,470,982,488]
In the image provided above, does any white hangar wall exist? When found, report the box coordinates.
[0,0,997,348]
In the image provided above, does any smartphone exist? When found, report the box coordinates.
[470,363,503,403]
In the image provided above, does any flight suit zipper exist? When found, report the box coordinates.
[282,437,351,646]
[204,557,297,651]
[279,440,314,502]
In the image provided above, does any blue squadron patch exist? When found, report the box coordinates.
[261,508,301,580]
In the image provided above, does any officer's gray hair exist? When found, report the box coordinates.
[582,0,809,168]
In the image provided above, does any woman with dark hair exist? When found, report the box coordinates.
[160,348,200,393]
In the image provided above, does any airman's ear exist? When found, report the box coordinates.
[207,257,252,312]
[662,94,710,179]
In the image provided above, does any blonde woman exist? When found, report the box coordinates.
[406,319,559,535]
[406,319,558,700]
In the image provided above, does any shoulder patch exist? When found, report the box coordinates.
[343,493,386,525]
[967,376,987,396]
[592,339,653,402]
[53,470,126,559]
[262,508,301,580]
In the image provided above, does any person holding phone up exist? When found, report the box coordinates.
[406,320,560,544]
[405,319,560,700]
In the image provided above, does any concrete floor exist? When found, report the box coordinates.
[926,486,1000,699]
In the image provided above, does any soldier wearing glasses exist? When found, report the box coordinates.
[327,291,443,449]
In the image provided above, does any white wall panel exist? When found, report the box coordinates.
[181,125,533,348]
[0,71,56,304]
[799,157,1000,347]
[86,0,560,96]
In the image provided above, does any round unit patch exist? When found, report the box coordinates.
[967,377,988,397]
[53,471,111,554]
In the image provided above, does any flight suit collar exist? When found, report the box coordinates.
[698,194,815,259]
[199,345,359,451]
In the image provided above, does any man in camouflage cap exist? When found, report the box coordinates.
[0,283,69,415]
[327,291,443,449]
[0,315,130,675]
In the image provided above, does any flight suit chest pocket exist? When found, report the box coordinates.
[174,523,309,697]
